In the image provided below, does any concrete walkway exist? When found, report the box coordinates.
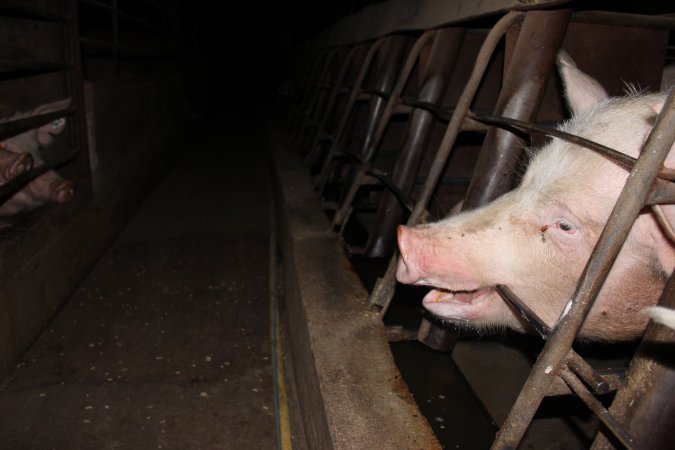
[0,117,277,449]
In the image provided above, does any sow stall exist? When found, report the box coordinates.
[277,0,675,448]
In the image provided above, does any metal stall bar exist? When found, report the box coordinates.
[363,10,507,309]
[289,51,324,133]
[491,90,675,450]
[330,28,465,236]
[416,9,571,348]
[312,37,386,189]
[303,44,361,168]
[326,29,436,227]
[591,273,675,450]
[293,48,340,146]
[315,35,409,194]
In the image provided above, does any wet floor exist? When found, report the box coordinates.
[0,116,277,449]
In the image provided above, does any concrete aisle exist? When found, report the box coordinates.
[0,117,277,449]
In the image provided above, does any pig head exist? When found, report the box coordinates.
[0,98,75,216]
[397,54,675,342]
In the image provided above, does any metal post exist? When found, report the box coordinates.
[591,263,675,449]
[368,11,524,310]
[362,27,467,257]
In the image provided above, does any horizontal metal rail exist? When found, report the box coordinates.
[78,0,174,36]
[0,107,76,142]
[572,10,675,30]
[0,0,70,22]
[0,151,79,205]
[0,59,73,77]
[80,37,174,58]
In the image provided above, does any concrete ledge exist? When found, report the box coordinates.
[268,123,439,449]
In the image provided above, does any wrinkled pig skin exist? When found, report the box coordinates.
[396,54,675,342]
[0,98,75,216]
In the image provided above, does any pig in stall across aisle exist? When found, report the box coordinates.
[0,98,75,217]
[396,53,675,342]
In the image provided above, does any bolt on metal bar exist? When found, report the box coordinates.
[491,89,675,449]
[496,285,612,395]
[368,11,524,311]
[559,367,637,450]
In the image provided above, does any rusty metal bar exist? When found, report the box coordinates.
[591,272,675,450]
[463,9,572,208]
[304,45,361,167]
[290,51,326,134]
[0,107,76,142]
[368,10,524,310]
[491,89,675,450]
[314,38,386,188]
[363,27,467,257]
[471,113,675,181]
[0,0,69,22]
[497,285,613,395]
[559,367,637,450]
[0,151,79,205]
[293,48,340,145]
[572,10,675,30]
[316,35,409,188]
[325,30,436,227]
[0,59,73,76]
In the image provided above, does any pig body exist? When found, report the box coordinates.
[396,55,674,342]
[0,99,75,216]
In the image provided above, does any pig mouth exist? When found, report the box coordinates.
[421,286,495,321]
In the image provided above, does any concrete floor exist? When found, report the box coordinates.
[0,116,277,449]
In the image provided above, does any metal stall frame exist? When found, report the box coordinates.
[360,8,675,450]
[77,0,177,80]
[288,1,675,448]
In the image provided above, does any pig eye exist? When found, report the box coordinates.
[555,220,576,234]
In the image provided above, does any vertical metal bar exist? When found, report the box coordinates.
[112,0,119,79]
[491,90,675,450]
[559,368,637,450]
[294,48,339,146]
[368,11,523,310]
[328,31,436,228]
[591,272,675,450]
[315,38,385,190]
[364,27,467,257]
[304,45,360,167]
[416,9,571,352]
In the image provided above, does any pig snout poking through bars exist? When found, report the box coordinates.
[396,53,675,342]
[0,98,75,216]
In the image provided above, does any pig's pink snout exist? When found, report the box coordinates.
[52,180,75,203]
[396,225,422,284]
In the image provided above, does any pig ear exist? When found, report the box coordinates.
[557,51,609,116]
[33,98,72,146]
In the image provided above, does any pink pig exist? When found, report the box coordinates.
[396,54,675,342]
[0,99,75,216]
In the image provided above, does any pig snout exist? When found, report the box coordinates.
[397,225,425,284]
[0,149,33,183]
[51,179,75,203]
